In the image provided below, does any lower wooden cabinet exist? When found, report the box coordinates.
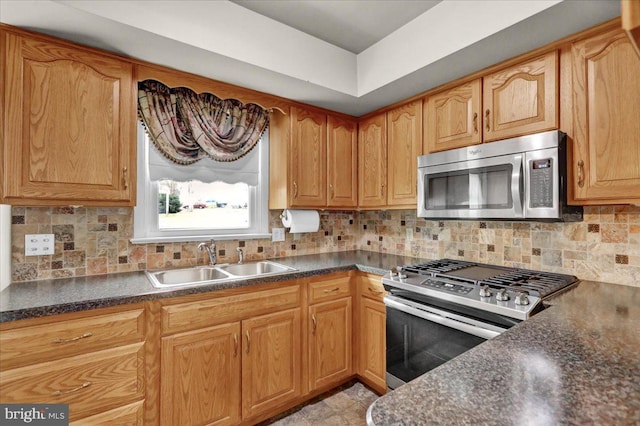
[357,274,387,394]
[0,306,146,423]
[159,285,302,425]
[161,323,242,426]
[241,308,302,419]
[309,297,352,391]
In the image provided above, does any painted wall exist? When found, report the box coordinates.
[8,206,640,287]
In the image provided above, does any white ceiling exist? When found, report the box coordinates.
[230,0,442,54]
[0,0,620,116]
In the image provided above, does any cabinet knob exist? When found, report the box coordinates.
[233,333,238,357]
[485,109,491,132]
[122,167,128,190]
[577,160,585,188]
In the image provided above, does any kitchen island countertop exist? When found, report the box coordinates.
[0,250,414,323]
[367,279,640,425]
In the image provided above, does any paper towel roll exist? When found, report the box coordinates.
[281,209,320,233]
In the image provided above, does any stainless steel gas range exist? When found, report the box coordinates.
[382,258,579,389]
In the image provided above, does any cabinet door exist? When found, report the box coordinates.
[242,308,301,420]
[309,298,352,391]
[1,31,135,206]
[425,79,481,153]
[358,113,387,208]
[290,107,327,207]
[571,29,640,203]
[327,115,358,207]
[483,51,558,142]
[161,323,241,426]
[387,100,422,206]
[358,297,386,394]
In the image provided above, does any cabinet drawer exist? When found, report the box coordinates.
[162,283,301,334]
[0,343,144,422]
[359,274,386,302]
[308,272,352,304]
[0,309,145,370]
[70,400,144,425]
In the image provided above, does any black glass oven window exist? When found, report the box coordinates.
[425,163,513,210]
[386,306,486,385]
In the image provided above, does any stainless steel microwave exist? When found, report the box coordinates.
[417,131,583,221]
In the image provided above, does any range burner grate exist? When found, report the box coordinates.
[402,259,473,275]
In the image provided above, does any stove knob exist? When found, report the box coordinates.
[515,292,530,306]
[496,289,510,301]
[479,285,492,298]
[395,266,407,280]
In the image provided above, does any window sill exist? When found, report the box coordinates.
[130,233,273,244]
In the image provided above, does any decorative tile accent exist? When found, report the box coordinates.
[63,242,75,251]
[615,255,629,265]
[155,245,164,253]
[11,216,25,225]
[588,224,600,233]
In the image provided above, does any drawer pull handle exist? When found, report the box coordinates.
[245,330,250,354]
[52,332,92,344]
[52,381,91,397]
[293,181,298,198]
[368,287,384,294]
[311,315,317,335]
[485,109,491,132]
[233,333,238,358]
[577,160,585,188]
[472,112,478,133]
[323,287,340,293]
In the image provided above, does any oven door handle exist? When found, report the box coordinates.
[384,296,504,340]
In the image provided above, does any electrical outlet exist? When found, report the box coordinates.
[25,234,55,256]
[271,227,285,242]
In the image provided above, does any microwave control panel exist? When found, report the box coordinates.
[530,158,553,208]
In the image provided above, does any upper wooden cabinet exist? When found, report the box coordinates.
[290,107,327,207]
[570,28,640,204]
[358,114,387,208]
[424,52,559,153]
[327,115,358,207]
[483,51,558,142]
[622,0,640,57]
[270,106,357,209]
[358,100,422,209]
[425,79,481,153]
[1,28,136,206]
[387,100,422,206]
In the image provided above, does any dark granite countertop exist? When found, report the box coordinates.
[0,250,415,323]
[367,280,640,425]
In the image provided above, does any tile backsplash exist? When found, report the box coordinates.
[9,205,640,286]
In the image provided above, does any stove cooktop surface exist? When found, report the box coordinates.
[382,259,580,320]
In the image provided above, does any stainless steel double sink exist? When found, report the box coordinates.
[146,260,297,288]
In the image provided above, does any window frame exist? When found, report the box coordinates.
[131,123,271,243]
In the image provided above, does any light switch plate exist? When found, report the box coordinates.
[271,227,285,242]
[25,234,55,256]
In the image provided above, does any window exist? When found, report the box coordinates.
[132,123,270,243]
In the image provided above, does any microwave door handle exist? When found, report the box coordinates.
[511,154,524,217]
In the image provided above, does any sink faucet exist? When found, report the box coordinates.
[197,239,217,265]
[236,247,244,264]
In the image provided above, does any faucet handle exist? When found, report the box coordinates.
[236,247,244,264]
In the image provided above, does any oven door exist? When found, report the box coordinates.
[418,153,523,219]
[384,294,508,389]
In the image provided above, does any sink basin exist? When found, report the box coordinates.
[216,260,296,277]
[146,261,297,288]
[147,267,230,288]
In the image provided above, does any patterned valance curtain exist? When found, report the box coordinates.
[137,79,270,164]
